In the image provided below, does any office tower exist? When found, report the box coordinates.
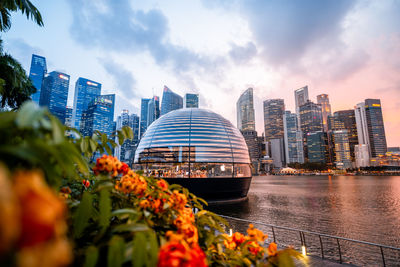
[365,99,387,157]
[139,98,150,138]
[270,138,285,168]
[184,93,199,108]
[241,130,260,172]
[29,54,47,104]
[355,144,370,168]
[294,86,309,115]
[161,86,183,115]
[329,110,358,161]
[71,77,102,129]
[147,96,160,127]
[283,111,304,164]
[263,99,285,142]
[355,99,387,158]
[299,100,323,134]
[115,110,140,165]
[317,94,331,132]
[306,131,328,164]
[39,71,70,123]
[237,88,256,131]
[332,130,352,169]
[65,107,73,127]
[80,94,115,137]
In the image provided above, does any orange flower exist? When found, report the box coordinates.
[139,199,150,209]
[157,241,207,267]
[170,190,187,211]
[232,232,246,247]
[267,242,278,256]
[82,179,90,188]
[177,223,198,245]
[247,240,264,256]
[156,179,169,191]
[115,173,147,196]
[118,162,130,175]
[247,224,267,242]
[93,155,121,177]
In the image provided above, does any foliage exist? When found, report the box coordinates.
[0,0,43,32]
[0,103,306,266]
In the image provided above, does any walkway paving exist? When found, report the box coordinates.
[296,255,357,267]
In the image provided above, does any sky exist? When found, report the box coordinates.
[2,0,400,146]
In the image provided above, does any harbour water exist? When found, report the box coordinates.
[208,175,400,265]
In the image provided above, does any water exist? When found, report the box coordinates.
[208,175,400,265]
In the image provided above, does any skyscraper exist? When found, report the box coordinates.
[71,77,102,129]
[365,99,387,157]
[139,98,151,138]
[330,110,358,161]
[355,144,370,168]
[294,86,309,115]
[147,96,160,127]
[317,94,331,132]
[299,100,323,135]
[39,71,70,123]
[237,88,256,131]
[115,110,140,165]
[184,93,199,108]
[65,107,73,127]
[161,86,183,115]
[306,131,328,164]
[332,130,352,169]
[80,94,115,137]
[263,99,285,141]
[283,111,304,164]
[29,54,47,104]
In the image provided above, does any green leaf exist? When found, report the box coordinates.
[132,232,146,267]
[50,116,64,144]
[118,131,125,146]
[111,209,139,216]
[99,189,111,230]
[83,246,99,267]
[147,231,159,266]
[113,223,149,233]
[89,139,97,153]
[73,192,93,238]
[108,236,126,267]
[15,101,44,128]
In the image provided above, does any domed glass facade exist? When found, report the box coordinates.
[134,108,251,178]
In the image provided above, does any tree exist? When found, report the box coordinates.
[0,0,43,31]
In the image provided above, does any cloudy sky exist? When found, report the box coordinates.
[2,0,400,146]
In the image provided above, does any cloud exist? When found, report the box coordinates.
[3,38,43,70]
[229,42,257,64]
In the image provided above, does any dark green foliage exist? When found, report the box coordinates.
[0,0,43,32]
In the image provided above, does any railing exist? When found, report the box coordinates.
[218,214,400,266]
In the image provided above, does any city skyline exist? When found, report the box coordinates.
[3,0,400,146]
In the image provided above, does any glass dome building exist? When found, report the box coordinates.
[134,108,252,202]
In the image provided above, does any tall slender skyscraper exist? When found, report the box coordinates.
[81,94,115,137]
[365,99,387,157]
[184,93,199,108]
[236,88,255,131]
[161,86,183,115]
[263,99,285,141]
[39,71,70,124]
[283,111,304,164]
[139,98,151,138]
[294,86,309,115]
[72,77,101,129]
[317,94,331,132]
[330,110,358,161]
[332,129,352,169]
[147,96,160,127]
[299,100,323,135]
[29,54,47,104]
[114,110,140,165]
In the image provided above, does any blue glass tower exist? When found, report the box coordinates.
[161,86,183,115]
[39,71,69,124]
[28,54,47,104]
[139,98,150,138]
[147,96,160,127]
[80,94,115,137]
[184,93,199,108]
[72,77,101,129]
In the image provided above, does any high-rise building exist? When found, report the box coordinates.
[299,100,323,134]
[80,94,115,137]
[283,111,304,164]
[355,99,387,158]
[71,77,102,129]
[332,130,352,169]
[306,131,328,164]
[184,93,199,108]
[263,99,285,141]
[237,88,256,131]
[294,86,309,115]
[139,98,151,138]
[365,99,387,157]
[355,144,370,168]
[161,86,183,115]
[29,54,47,104]
[147,96,160,127]
[241,130,260,173]
[39,71,70,124]
[317,94,331,132]
[65,106,73,127]
[270,138,285,168]
[115,110,140,165]
[329,110,358,161]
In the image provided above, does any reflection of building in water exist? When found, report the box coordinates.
[134,108,252,201]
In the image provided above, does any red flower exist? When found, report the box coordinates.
[156,179,169,191]
[118,162,130,175]
[82,179,90,188]
[157,242,207,267]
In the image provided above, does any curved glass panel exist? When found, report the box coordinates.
[134,108,251,178]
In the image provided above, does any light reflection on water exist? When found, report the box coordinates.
[208,175,400,265]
